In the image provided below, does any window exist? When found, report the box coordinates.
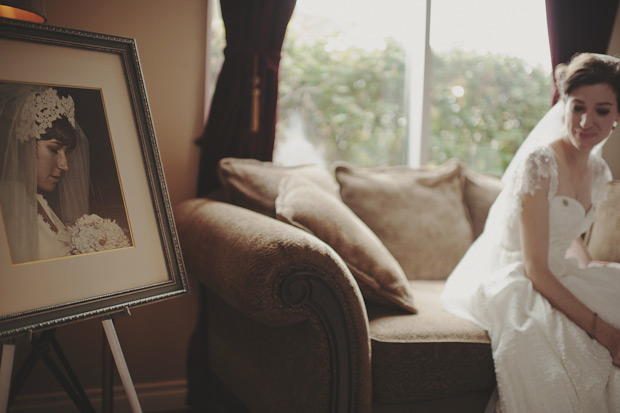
[208,0,553,175]
[427,0,552,175]
[273,0,427,168]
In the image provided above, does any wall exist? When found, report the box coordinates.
[606,4,620,178]
[43,0,207,205]
[7,1,208,411]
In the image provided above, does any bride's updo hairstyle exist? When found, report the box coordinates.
[40,115,78,150]
[555,52,620,106]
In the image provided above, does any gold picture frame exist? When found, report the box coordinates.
[0,18,188,339]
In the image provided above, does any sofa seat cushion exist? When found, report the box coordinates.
[368,280,496,404]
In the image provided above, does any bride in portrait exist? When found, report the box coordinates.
[441,52,620,412]
[0,83,129,264]
[0,83,90,264]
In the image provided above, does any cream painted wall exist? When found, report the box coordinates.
[8,1,207,411]
[45,0,207,206]
[606,4,620,179]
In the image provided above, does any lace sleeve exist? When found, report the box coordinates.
[590,155,613,206]
[513,146,558,201]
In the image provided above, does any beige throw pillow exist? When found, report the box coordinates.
[335,159,474,281]
[462,166,503,239]
[275,175,417,313]
[218,158,339,217]
[586,180,620,263]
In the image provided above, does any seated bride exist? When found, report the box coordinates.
[442,52,620,412]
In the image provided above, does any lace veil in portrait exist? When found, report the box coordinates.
[0,83,90,264]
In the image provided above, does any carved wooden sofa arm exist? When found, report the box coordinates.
[174,198,372,412]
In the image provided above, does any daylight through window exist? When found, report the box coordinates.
[208,0,553,174]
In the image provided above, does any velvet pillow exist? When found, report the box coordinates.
[461,165,503,239]
[335,159,474,281]
[275,175,417,313]
[218,158,339,217]
[586,180,620,263]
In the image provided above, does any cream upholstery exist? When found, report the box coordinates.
[175,158,506,412]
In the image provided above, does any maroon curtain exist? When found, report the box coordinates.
[196,0,297,196]
[546,0,619,101]
[187,2,296,408]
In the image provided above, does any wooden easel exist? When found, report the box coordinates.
[0,312,142,413]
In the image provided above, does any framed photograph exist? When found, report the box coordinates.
[0,18,188,339]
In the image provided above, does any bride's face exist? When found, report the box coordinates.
[564,83,620,152]
[36,138,71,193]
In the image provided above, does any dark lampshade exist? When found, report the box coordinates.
[0,0,46,23]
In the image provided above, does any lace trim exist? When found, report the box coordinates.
[506,146,611,221]
[501,146,557,228]
[16,88,75,143]
[516,146,558,200]
[36,194,70,239]
[37,213,53,232]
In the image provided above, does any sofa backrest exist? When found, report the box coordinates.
[216,157,503,280]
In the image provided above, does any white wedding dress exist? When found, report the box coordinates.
[36,194,72,261]
[442,146,620,412]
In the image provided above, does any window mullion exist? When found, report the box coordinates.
[406,0,432,168]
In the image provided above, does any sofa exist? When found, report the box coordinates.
[174,157,620,412]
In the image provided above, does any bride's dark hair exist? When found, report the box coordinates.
[555,52,620,106]
[40,115,78,150]
[555,53,620,107]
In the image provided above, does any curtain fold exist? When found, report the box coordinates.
[546,0,619,101]
[196,0,297,196]
[187,2,296,408]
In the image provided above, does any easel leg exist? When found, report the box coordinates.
[102,331,114,413]
[45,332,94,411]
[0,344,16,413]
[102,319,142,413]
[5,330,94,412]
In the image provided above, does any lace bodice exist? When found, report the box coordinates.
[513,146,610,209]
[497,146,612,255]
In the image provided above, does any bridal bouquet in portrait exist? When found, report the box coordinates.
[65,214,131,254]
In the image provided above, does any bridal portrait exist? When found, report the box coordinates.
[0,82,133,265]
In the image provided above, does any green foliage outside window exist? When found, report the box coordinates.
[429,50,553,175]
[278,31,407,167]
[205,9,554,173]
[276,23,553,173]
